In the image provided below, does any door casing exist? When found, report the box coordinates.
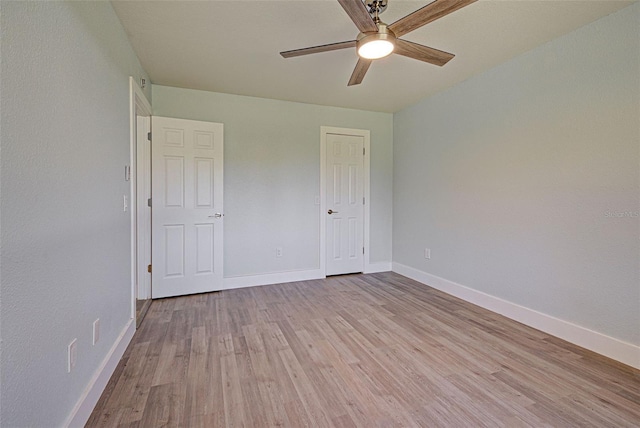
[129,77,152,321]
[136,115,151,301]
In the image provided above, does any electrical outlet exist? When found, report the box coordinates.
[424,248,431,259]
[276,247,283,258]
[68,339,77,373]
[93,319,100,345]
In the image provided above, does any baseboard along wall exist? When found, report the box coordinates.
[223,262,393,291]
[392,262,640,370]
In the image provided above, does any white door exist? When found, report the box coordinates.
[325,132,364,275]
[151,117,224,298]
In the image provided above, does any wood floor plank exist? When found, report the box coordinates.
[243,324,289,426]
[94,342,154,426]
[181,327,213,420]
[139,380,185,428]
[220,349,246,427]
[277,321,344,415]
[279,347,333,427]
[234,335,266,428]
[87,272,640,427]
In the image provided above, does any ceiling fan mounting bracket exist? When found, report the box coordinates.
[365,0,388,22]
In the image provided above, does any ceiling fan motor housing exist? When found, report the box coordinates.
[356,23,396,59]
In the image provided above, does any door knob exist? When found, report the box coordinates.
[208,213,223,218]
[328,209,338,215]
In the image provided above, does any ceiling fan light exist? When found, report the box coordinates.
[358,39,394,59]
[356,24,396,60]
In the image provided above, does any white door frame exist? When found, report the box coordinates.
[320,126,371,276]
[129,77,152,320]
[135,114,151,302]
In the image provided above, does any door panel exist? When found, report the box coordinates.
[164,157,184,207]
[163,225,185,277]
[326,133,364,275]
[152,116,223,298]
[195,223,214,274]
[195,158,214,208]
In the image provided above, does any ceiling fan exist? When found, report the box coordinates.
[280,0,477,86]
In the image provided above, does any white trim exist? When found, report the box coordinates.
[224,269,324,291]
[129,77,152,320]
[320,126,371,275]
[392,262,640,370]
[363,132,371,271]
[64,319,136,428]
[364,262,392,274]
[319,130,327,274]
[136,115,152,301]
[222,262,390,292]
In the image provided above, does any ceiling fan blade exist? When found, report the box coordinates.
[337,0,378,33]
[389,0,477,38]
[348,58,372,86]
[394,39,454,66]
[281,40,357,58]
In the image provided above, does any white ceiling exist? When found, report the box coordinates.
[112,0,633,113]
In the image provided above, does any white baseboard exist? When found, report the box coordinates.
[223,262,392,291]
[224,268,325,290]
[364,261,392,274]
[392,263,640,370]
[65,318,136,428]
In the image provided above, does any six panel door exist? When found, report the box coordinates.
[326,132,364,276]
[151,116,224,298]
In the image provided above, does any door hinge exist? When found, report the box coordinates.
[363,197,365,205]
[363,147,365,155]
[363,247,365,254]
[147,264,152,273]
[147,197,152,207]
[147,132,152,141]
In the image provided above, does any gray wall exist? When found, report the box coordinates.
[393,4,639,345]
[152,86,393,277]
[1,2,150,426]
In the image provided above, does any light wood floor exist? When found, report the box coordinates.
[88,272,640,427]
